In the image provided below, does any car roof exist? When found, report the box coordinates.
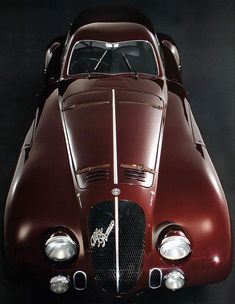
[69,7,155,36]
[70,22,156,45]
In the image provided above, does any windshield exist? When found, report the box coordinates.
[68,40,158,76]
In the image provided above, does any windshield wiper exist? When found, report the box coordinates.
[121,52,138,79]
[85,50,108,79]
[93,50,108,72]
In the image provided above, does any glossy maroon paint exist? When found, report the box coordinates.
[4,9,232,297]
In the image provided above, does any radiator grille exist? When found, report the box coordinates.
[119,201,145,292]
[88,200,145,293]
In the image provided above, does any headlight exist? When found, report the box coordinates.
[50,275,70,294]
[159,235,191,260]
[164,270,185,290]
[45,232,77,262]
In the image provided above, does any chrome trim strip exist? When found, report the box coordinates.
[62,101,110,111]
[73,271,87,291]
[59,97,82,206]
[112,88,120,293]
[120,163,157,174]
[150,98,167,194]
[119,101,163,110]
[115,196,120,293]
[76,164,110,175]
[112,89,118,185]
[149,268,162,289]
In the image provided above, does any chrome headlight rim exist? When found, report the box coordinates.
[45,234,76,247]
[159,235,191,261]
[45,231,78,262]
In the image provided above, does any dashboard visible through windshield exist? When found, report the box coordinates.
[68,40,158,76]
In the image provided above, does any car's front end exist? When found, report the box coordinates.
[4,11,232,299]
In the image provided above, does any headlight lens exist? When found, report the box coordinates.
[50,275,70,294]
[164,270,185,290]
[160,235,191,260]
[45,233,77,262]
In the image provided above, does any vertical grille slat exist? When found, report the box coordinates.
[88,200,146,293]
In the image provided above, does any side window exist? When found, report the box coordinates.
[44,36,66,83]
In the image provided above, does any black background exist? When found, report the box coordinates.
[0,0,234,303]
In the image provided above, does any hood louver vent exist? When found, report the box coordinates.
[123,168,146,182]
[85,170,109,183]
[120,164,156,188]
[76,164,110,189]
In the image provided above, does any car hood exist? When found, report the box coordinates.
[61,77,165,190]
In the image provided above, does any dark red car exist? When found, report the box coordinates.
[4,8,232,297]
